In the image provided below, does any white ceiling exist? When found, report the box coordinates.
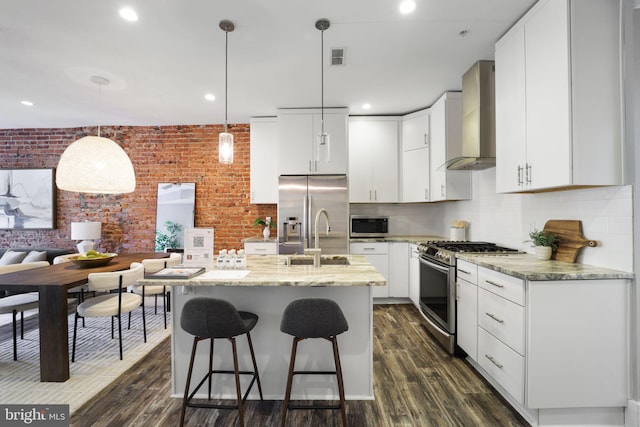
[0,0,537,129]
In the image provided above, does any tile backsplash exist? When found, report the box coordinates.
[350,168,633,272]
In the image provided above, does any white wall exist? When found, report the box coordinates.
[449,169,633,272]
[351,170,633,272]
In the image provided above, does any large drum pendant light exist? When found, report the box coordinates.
[56,76,136,194]
[219,20,234,164]
[316,18,330,163]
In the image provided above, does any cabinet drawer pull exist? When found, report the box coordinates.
[458,268,471,276]
[254,248,266,252]
[485,280,504,288]
[363,247,376,251]
[485,312,504,323]
[485,354,504,369]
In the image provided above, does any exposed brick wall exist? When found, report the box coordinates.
[0,124,277,254]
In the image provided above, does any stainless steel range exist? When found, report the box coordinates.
[417,241,519,354]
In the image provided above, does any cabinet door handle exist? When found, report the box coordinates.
[309,160,313,172]
[441,184,445,197]
[374,190,377,201]
[424,133,428,147]
[485,354,504,369]
[485,312,504,323]
[526,163,532,184]
[458,268,471,276]
[424,188,429,200]
[485,280,504,288]
[517,165,523,186]
[369,190,372,201]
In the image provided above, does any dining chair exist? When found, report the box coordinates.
[0,261,50,360]
[71,262,146,362]
[130,252,182,329]
[0,292,39,360]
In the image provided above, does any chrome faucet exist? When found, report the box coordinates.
[314,208,331,250]
[307,208,330,267]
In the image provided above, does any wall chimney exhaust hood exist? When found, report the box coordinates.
[442,60,496,170]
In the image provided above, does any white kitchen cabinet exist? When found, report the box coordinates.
[459,259,629,423]
[429,92,470,202]
[402,108,429,151]
[249,117,278,204]
[456,259,477,360]
[244,241,277,255]
[408,244,420,307]
[350,242,389,299]
[402,148,430,202]
[348,117,400,203]
[277,108,348,175]
[388,242,408,298]
[401,109,430,202]
[495,0,622,193]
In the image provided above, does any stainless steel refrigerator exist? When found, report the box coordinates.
[278,175,349,255]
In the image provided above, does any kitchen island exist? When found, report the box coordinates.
[138,254,386,400]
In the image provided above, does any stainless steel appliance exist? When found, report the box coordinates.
[417,241,519,354]
[278,175,348,255]
[350,215,388,238]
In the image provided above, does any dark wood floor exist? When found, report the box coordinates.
[5,304,528,426]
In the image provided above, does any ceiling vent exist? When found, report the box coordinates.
[331,48,345,66]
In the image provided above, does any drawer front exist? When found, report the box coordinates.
[478,327,525,404]
[349,242,388,255]
[478,266,524,305]
[456,259,478,284]
[244,242,277,255]
[478,288,525,355]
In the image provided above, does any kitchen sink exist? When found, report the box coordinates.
[286,255,350,266]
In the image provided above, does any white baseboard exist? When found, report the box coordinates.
[627,400,640,427]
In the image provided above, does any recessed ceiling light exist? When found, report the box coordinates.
[21,100,34,107]
[399,0,416,14]
[362,103,371,110]
[119,7,138,22]
[204,93,216,101]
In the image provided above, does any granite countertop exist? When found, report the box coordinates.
[139,254,386,287]
[456,253,634,281]
[350,235,445,244]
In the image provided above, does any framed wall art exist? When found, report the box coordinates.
[0,168,56,230]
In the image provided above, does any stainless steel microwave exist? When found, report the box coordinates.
[350,216,389,238]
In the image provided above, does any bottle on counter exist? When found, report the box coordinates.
[226,249,236,269]
[217,249,227,269]
[236,249,246,269]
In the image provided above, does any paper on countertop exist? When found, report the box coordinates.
[198,270,250,280]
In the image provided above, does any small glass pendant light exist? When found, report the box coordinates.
[316,18,331,163]
[219,20,234,164]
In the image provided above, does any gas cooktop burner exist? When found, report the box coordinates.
[418,241,520,265]
[422,241,520,253]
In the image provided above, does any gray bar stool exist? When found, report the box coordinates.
[280,298,349,426]
[179,297,263,427]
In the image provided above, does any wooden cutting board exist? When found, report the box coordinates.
[543,220,597,263]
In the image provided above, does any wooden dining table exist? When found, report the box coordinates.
[0,252,167,382]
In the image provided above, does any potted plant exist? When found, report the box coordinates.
[525,229,559,260]
[254,216,276,240]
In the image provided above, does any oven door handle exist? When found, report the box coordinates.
[418,256,450,274]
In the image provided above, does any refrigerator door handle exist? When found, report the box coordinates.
[303,194,309,247]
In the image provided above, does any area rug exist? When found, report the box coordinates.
[0,299,171,414]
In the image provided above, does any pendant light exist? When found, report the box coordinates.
[219,20,234,164]
[56,76,136,194]
[316,18,331,163]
